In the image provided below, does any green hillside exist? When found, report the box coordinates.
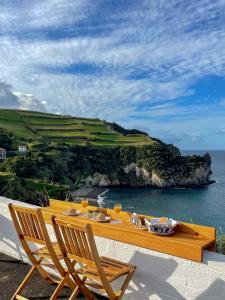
[0,109,154,146]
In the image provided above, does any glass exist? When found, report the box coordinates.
[81,199,89,210]
[114,202,122,219]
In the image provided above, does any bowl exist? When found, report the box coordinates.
[144,218,179,236]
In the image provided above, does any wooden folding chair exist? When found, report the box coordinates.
[52,216,136,300]
[8,203,76,300]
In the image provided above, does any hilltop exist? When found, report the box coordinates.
[0,109,154,147]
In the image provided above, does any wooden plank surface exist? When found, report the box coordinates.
[41,199,216,262]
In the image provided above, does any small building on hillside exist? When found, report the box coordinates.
[18,145,28,153]
[0,148,7,160]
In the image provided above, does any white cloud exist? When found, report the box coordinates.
[1,1,225,148]
[0,0,89,31]
[0,79,46,111]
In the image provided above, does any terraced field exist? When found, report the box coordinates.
[0,109,153,146]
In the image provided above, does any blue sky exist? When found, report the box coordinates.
[1,0,225,149]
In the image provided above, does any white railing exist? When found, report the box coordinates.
[1,196,225,299]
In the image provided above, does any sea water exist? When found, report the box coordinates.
[103,150,225,230]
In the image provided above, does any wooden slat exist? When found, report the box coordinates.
[75,230,86,258]
[69,228,82,257]
[24,236,46,245]
[32,215,44,240]
[23,212,32,237]
[65,227,76,254]
[67,253,96,268]
[27,213,35,237]
[17,211,28,236]
[16,295,28,300]
[81,231,92,261]
[60,226,72,254]
[29,214,39,239]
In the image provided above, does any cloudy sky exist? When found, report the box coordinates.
[1,0,225,149]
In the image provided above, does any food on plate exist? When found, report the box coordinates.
[68,208,77,214]
[159,217,169,224]
[96,212,106,220]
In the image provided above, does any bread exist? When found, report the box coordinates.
[160,217,168,224]
[96,212,106,220]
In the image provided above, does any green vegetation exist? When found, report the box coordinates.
[0,171,69,206]
[0,109,211,206]
[216,228,225,255]
[0,109,154,146]
[0,141,205,190]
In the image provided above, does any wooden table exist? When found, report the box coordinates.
[42,199,216,263]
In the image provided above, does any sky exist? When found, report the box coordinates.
[0,0,225,150]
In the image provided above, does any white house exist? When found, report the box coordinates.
[0,148,6,160]
[18,145,28,153]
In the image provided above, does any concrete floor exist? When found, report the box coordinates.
[0,253,106,300]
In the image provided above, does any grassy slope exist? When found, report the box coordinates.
[0,109,154,146]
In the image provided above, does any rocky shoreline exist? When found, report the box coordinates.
[84,153,213,188]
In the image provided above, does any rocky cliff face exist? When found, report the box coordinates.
[85,153,213,188]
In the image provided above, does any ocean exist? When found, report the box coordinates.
[103,150,225,230]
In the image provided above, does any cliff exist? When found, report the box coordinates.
[84,148,212,188]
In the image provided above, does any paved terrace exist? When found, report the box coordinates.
[0,252,106,300]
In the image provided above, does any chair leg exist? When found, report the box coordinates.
[69,274,96,300]
[68,286,80,300]
[11,265,36,300]
[50,272,78,300]
[34,258,56,285]
[49,273,69,300]
[80,283,97,300]
[36,267,56,285]
[117,269,135,300]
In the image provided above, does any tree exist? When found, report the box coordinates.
[0,131,12,150]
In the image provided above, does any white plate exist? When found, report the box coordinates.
[91,216,111,223]
[63,210,81,216]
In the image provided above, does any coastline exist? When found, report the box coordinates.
[102,149,225,230]
[71,187,108,207]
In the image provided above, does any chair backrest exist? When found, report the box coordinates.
[8,203,69,286]
[8,203,64,270]
[8,203,48,245]
[52,217,118,298]
[52,217,99,269]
